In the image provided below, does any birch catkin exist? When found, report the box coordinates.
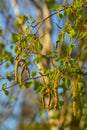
[15,59,21,82]
[19,62,27,85]
[54,77,60,110]
[41,88,51,110]
[72,79,80,117]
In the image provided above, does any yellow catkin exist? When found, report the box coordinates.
[47,93,51,109]
[15,59,21,82]
[16,44,22,59]
[15,43,30,85]
[72,79,80,117]
[41,88,51,109]
[54,77,60,110]
[19,62,30,86]
[15,43,22,82]
[46,89,51,110]
[15,60,19,82]
[15,59,25,82]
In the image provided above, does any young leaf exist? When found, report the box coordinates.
[37,42,43,50]
[2,83,9,96]
[5,73,13,81]
[4,90,9,96]
[67,43,76,56]
[32,71,37,77]
[25,81,32,88]
[58,30,65,43]
[2,83,7,90]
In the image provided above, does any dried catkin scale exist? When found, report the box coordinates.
[72,79,80,117]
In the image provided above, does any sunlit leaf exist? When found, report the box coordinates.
[25,81,32,88]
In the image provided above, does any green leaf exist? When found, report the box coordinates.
[25,81,32,88]
[64,7,71,17]
[9,96,16,102]
[58,31,65,43]
[37,42,43,50]
[59,13,63,19]
[0,28,2,35]
[40,107,45,117]
[55,57,62,62]
[2,83,7,90]
[5,63,10,68]
[36,86,43,94]
[56,4,62,11]
[59,100,64,108]
[78,82,83,89]
[20,51,27,58]
[4,90,9,96]
[11,33,22,43]
[69,29,76,38]
[14,46,18,53]
[2,83,9,96]
[82,44,87,51]
[5,73,13,81]
[67,43,76,55]
[79,32,87,39]
[65,78,70,88]
[32,71,37,77]
[0,43,5,50]
[33,57,40,63]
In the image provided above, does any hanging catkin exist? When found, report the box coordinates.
[54,77,60,110]
[19,62,30,86]
[19,62,27,85]
[15,43,22,82]
[15,59,21,82]
[41,88,51,110]
[72,79,80,116]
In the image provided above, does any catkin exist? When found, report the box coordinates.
[16,44,22,59]
[15,43,22,82]
[54,77,60,110]
[15,43,30,86]
[46,89,51,110]
[72,79,80,117]
[41,88,51,109]
[25,67,30,80]
[15,59,25,82]
[15,59,21,82]
[19,63,27,86]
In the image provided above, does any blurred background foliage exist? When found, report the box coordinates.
[0,0,87,130]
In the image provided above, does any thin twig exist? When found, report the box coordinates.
[0,74,48,92]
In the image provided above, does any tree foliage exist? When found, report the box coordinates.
[0,0,87,129]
